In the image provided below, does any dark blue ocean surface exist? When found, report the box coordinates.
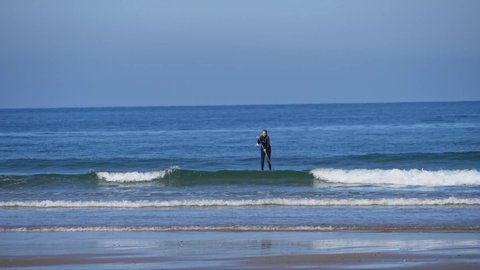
[0,102,479,231]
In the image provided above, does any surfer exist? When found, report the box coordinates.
[257,129,272,171]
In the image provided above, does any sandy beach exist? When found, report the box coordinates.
[1,231,479,269]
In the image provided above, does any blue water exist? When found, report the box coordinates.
[1,102,479,231]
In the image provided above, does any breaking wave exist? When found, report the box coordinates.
[1,168,479,187]
[1,197,479,208]
[95,167,177,182]
[310,168,480,186]
[1,225,479,232]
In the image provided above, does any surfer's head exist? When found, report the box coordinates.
[261,129,268,136]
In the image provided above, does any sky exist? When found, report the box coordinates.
[0,0,479,108]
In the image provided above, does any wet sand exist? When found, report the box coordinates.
[1,231,479,269]
[2,252,480,269]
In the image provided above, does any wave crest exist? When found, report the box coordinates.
[95,167,177,182]
[1,197,479,208]
[2,225,479,232]
[310,168,480,186]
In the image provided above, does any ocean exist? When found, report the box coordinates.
[1,102,479,232]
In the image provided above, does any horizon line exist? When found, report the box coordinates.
[0,99,478,110]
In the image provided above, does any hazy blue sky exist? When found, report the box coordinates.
[0,0,479,108]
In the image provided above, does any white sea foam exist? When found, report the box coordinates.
[1,197,479,208]
[95,168,176,182]
[310,168,480,186]
[0,226,340,232]
[1,225,479,232]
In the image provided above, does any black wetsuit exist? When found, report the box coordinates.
[257,135,272,171]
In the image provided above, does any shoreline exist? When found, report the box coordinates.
[2,225,480,232]
[1,231,479,269]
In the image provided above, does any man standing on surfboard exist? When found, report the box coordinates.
[257,129,272,171]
